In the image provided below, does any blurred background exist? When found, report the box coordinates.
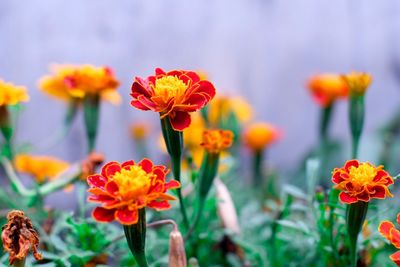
[1,0,400,171]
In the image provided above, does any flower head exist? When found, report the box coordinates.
[130,122,150,141]
[201,129,234,154]
[208,95,253,126]
[332,160,394,204]
[87,159,180,225]
[0,79,29,106]
[307,74,348,107]
[14,154,70,184]
[130,68,216,131]
[39,64,121,104]
[378,213,400,266]
[243,122,281,151]
[342,72,372,96]
[2,210,42,265]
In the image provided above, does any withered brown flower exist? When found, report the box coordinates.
[2,210,42,265]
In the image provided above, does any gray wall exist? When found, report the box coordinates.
[1,0,400,170]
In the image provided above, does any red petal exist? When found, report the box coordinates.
[122,160,135,170]
[339,192,358,204]
[137,95,158,110]
[391,228,400,249]
[332,171,343,184]
[396,213,400,226]
[130,99,151,110]
[101,162,121,178]
[165,180,180,190]
[93,207,115,223]
[344,160,359,171]
[139,158,153,173]
[370,185,386,199]
[390,251,400,266]
[155,68,166,76]
[379,221,395,240]
[131,78,152,97]
[105,181,119,195]
[87,174,107,189]
[170,111,191,131]
[147,200,171,210]
[115,207,139,225]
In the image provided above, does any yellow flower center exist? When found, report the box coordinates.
[111,166,153,200]
[154,76,187,102]
[348,163,377,188]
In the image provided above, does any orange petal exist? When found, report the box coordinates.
[115,207,139,225]
[379,221,395,240]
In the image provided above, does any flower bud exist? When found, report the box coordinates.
[169,228,187,267]
[215,178,240,234]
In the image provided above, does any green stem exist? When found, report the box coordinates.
[0,157,32,196]
[346,201,368,267]
[83,94,100,153]
[349,95,364,159]
[0,106,13,160]
[123,208,149,267]
[160,117,189,229]
[320,103,334,143]
[252,150,263,187]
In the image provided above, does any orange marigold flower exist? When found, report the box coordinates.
[307,74,348,107]
[87,159,180,225]
[378,213,400,266]
[332,160,394,204]
[38,64,121,104]
[14,154,70,184]
[130,68,216,131]
[130,122,150,140]
[243,122,281,151]
[201,129,234,153]
[0,79,29,106]
[342,72,372,96]
[2,210,42,265]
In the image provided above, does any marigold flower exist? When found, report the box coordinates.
[342,72,372,96]
[130,122,150,140]
[130,68,216,131]
[243,122,281,151]
[14,154,70,184]
[208,95,253,126]
[0,79,29,106]
[307,74,348,107]
[201,129,234,154]
[332,160,394,204]
[378,213,400,266]
[87,159,180,225]
[2,210,42,265]
[39,64,121,104]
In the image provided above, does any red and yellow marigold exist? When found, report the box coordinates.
[379,214,400,266]
[332,160,394,204]
[130,68,216,131]
[87,159,180,225]
[201,129,234,154]
[38,64,121,104]
[307,74,348,107]
[342,72,372,96]
[0,80,29,106]
[243,122,281,152]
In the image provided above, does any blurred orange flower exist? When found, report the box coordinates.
[201,129,234,153]
[208,95,253,126]
[379,213,400,266]
[0,80,29,106]
[332,160,393,204]
[14,154,70,184]
[130,68,216,131]
[130,122,150,140]
[87,159,180,225]
[243,122,281,151]
[38,64,121,104]
[307,74,348,107]
[342,72,372,96]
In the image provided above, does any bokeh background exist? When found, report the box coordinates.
[1,0,400,171]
